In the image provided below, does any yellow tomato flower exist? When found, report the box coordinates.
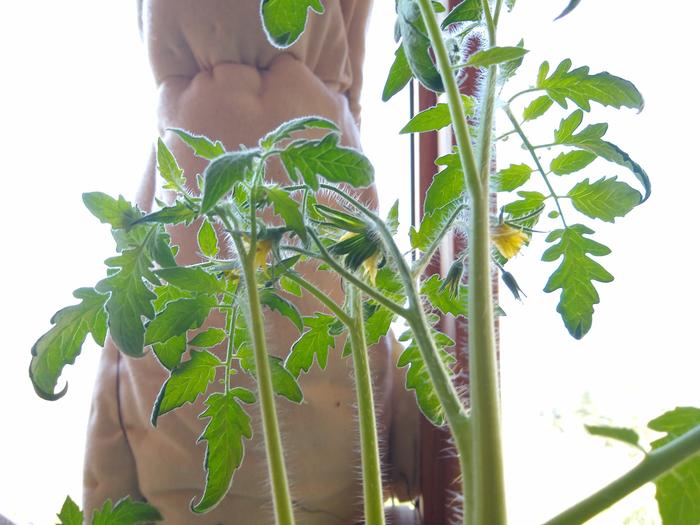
[338,231,381,285]
[491,223,528,259]
[254,239,273,270]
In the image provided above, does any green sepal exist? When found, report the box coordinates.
[492,164,532,192]
[83,192,142,230]
[168,128,225,160]
[421,274,468,318]
[400,95,475,134]
[260,0,324,48]
[280,134,374,190]
[260,116,338,150]
[259,289,304,332]
[585,424,641,448]
[201,150,259,213]
[155,266,225,295]
[57,496,83,525]
[91,496,162,525]
[441,0,482,27]
[568,176,641,223]
[145,295,217,346]
[189,328,227,348]
[197,219,219,258]
[152,334,187,371]
[285,313,336,377]
[648,407,700,525]
[466,46,529,68]
[537,59,644,112]
[542,225,613,339]
[157,138,187,192]
[265,186,307,241]
[397,0,443,93]
[30,288,107,400]
[191,391,253,513]
[383,45,413,102]
[151,349,221,426]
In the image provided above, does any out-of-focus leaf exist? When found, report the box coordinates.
[57,496,83,525]
[555,0,582,20]
[441,0,482,27]
[397,0,443,92]
[383,45,413,102]
[91,496,162,525]
[260,0,324,48]
[585,424,641,447]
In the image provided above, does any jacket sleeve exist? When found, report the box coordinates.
[83,338,143,515]
[340,0,373,127]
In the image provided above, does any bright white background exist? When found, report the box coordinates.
[0,1,698,524]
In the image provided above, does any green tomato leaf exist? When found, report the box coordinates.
[197,219,219,258]
[153,283,192,312]
[145,295,217,346]
[151,349,221,425]
[152,334,186,371]
[397,0,443,93]
[400,95,475,134]
[504,191,546,218]
[280,133,373,190]
[554,110,585,143]
[649,407,700,525]
[189,328,227,348]
[191,391,253,513]
[57,496,83,525]
[285,314,335,377]
[499,39,526,85]
[260,0,324,48]
[421,274,468,318]
[523,95,554,122]
[149,228,178,269]
[83,192,142,230]
[156,267,224,295]
[91,496,162,525]
[265,186,307,241]
[157,138,187,192]
[542,225,613,339]
[467,46,529,68]
[168,128,225,160]
[30,288,107,400]
[441,0,483,27]
[568,177,641,223]
[555,0,582,20]
[133,201,198,227]
[410,200,463,251]
[280,275,302,297]
[260,116,338,150]
[383,45,413,102]
[424,154,466,211]
[493,164,532,192]
[397,327,456,426]
[236,344,303,403]
[550,150,596,175]
[585,424,641,447]
[537,59,644,111]
[364,305,395,347]
[260,289,304,332]
[201,150,259,213]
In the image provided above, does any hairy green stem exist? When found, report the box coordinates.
[223,305,237,394]
[504,105,567,228]
[284,272,352,326]
[544,426,700,525]
[411,204,468,280]
[349,286,385,525]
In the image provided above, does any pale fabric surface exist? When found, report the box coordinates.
[83,1,420,524]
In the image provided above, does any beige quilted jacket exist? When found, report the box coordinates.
[83,2,420,524]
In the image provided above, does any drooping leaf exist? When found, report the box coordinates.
[259,289,304,332]
[260,116,338,149]
[421,274,468,317]
[280,133,373,190]
[191,391,253,513]
[152,334,187,371]
[285,314,336,377]
[265,186,306,241]
[260,0,325,48]
[133,201,198,227]
[542,225,613,339]
[537,59,644,111]
[585,424,641,447]
[189,328,227,348]
[467,46,529,68]
[201,150,259,213]
[400,95,475,134]
[493,164,532,192]
[91,496,162,525]
[568,177,641,223]
[97,241,158,357]
[424,154,466,211]
[168,128,225,160]
[383,45,413,102]
[57,496,83,525]
[151,350,221,425]
[157,138,187,192]
[236,345,303,403]
[83,192,142,230]
[649,407,700,525]
[145,295,217,346]
[550,150,596,175]
[397,327,456,426]
[156,267,224,295]
[441,0,482,28]
[504,191,546,218]
[555,0,582,20]
[523,95,554,122]
[30,288,107,400]
[397,0,443,92]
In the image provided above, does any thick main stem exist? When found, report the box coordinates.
[416,0,507,522]
[349,286,385,525]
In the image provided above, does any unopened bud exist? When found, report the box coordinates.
[501,271,526,302]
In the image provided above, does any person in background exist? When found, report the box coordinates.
[83,2,420,523]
